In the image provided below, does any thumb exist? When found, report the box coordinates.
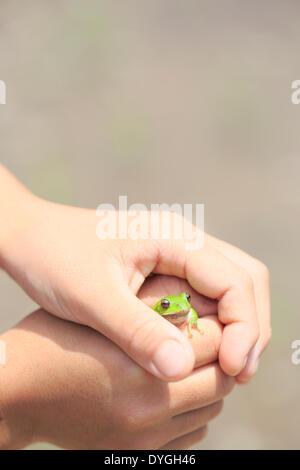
[87,283,195,382]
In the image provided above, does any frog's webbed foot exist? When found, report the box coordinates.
[185,321,192,338]
[187,319,204,338]
[192,323,204,335]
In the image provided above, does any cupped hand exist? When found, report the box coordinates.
[0,189,270,382]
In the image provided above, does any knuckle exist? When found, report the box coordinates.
[118,404,147,433]
[266,326,272,343]
[251,259,270,283]
[116,402,163,449]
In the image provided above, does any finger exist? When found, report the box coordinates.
[84,273,195,382]
[236,264,270,382]
[186,246,260,376]
[155,241,259,376]
[185,315,223,368]
[206,234,271,382]
[159,426,208,450]
[169,363,234,415]
[139,401,222,450]
[162,401,223,444]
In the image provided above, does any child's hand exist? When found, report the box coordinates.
[0,166,271,383]
[0,307,231,449]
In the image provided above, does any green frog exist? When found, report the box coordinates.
[152,292,204,338]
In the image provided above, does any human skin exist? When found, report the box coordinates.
[0,164,271,383]
[0,278,233,450]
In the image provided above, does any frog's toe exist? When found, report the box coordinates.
[192,323,204,335]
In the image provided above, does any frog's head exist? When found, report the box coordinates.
[152,292,191,316]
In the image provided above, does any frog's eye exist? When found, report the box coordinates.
[186,294,191,302]
[161,299,170,309]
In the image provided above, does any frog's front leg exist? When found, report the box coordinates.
[187,308,204,338]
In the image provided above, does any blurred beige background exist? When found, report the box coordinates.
[0,0,299,450]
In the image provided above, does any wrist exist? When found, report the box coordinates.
[0,166,41,271]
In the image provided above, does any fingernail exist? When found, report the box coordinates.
[238,357,259,383]
[249,358,259,376]
[151,340,189,380]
